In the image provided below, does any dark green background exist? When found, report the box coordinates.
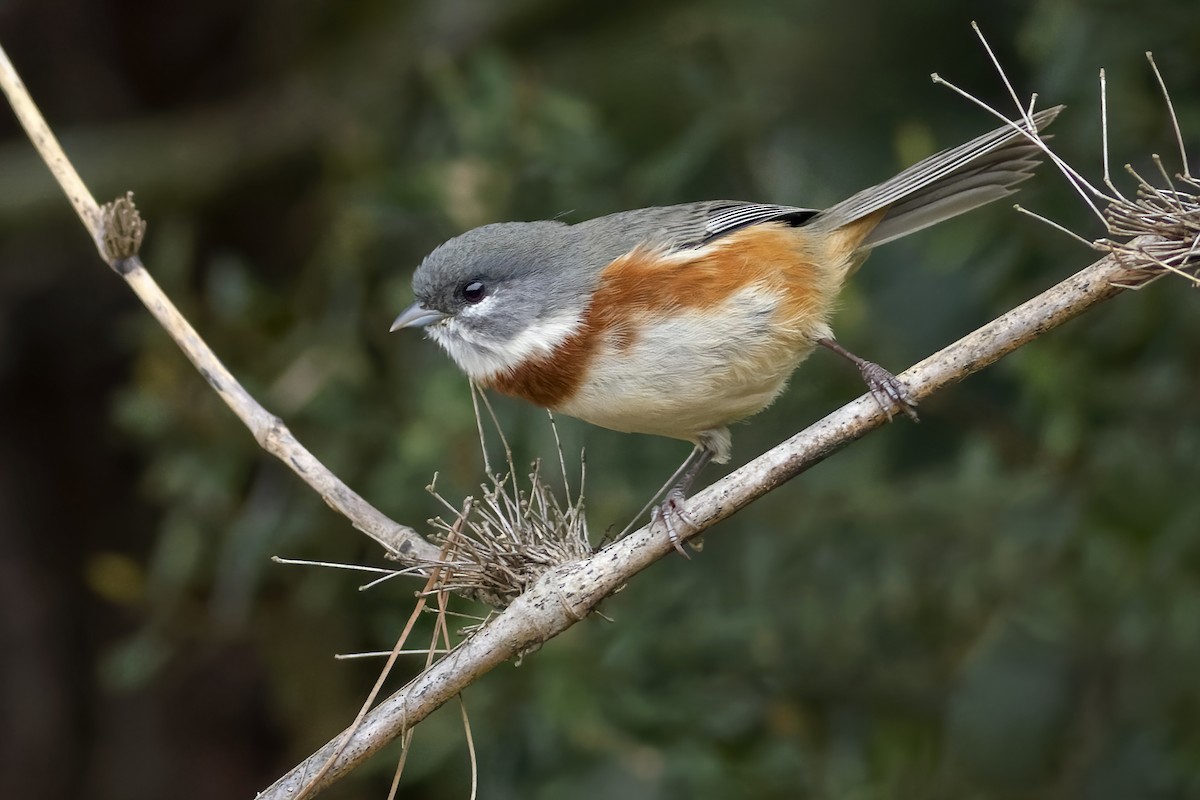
[2,1,1198,798]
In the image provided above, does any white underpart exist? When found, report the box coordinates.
[557,284,820,462]
[427,295,581,381]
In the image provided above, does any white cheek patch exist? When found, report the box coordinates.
[428,308,581,381]
[505,313,581,362]
[459,294,499,320]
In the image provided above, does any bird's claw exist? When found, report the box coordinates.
[858,360,919,422]
[651,488,698,558]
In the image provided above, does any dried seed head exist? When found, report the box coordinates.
[417,389,591,608]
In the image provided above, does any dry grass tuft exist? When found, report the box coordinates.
[419,385,592,609]
[1098,168,1200,288]
[937,28,1199,291]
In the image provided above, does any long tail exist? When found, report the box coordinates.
[812,105,1063,249]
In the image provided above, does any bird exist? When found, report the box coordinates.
[392,106,1062,554]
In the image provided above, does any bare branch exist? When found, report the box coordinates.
[265,37,1200,788]
[7,27,1197,799]
[1146,52,1191,179]
[257,245,1144,798]
[1100,69,1131,202]
[0,41,442,566]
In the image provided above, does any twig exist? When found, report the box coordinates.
[0,41,442,566]
[333,650,452,659]
[292,502,471,800]
[385,523,465,800]
[1147,52,1190,179]
[256,246,1144,799]
[0,44,105,257]
[1097,68,1133,205]
[6,27,1194,800]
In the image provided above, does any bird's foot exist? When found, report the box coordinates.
[816,337,920,423]
[857,360,919,422]
[650,487,699,559]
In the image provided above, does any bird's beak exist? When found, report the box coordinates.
[390,302,447,331]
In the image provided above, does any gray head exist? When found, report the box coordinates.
[392,221,593,380]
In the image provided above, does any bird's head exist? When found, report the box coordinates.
[392,221,591,380]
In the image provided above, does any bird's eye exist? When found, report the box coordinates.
[460,280,487,304]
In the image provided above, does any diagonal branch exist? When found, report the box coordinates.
[270,39,1200,783]
[258,246,1142,798]
[0,42,442,565]
[5,30,1190,799]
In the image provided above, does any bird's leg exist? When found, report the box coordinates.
[817,337,919,422]
[651,445,715,558]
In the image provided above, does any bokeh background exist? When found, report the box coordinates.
[2,1,1199,798]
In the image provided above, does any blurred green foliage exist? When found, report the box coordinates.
[3,1,1200,798]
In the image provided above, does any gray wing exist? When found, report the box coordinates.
[573,200,818,261]
[572,107,1061,265]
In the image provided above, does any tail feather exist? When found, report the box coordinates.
[812,105,1062,248]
